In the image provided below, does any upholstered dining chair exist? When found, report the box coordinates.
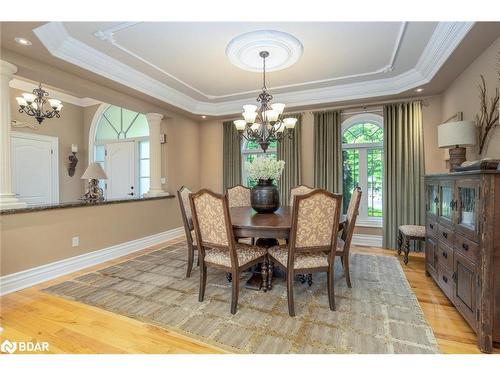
[336,187,362,288]
[289,185,314,207]
[268,189,342,316]
[227,185,251,207]
[189,189,268,314]
[177,186,198,278]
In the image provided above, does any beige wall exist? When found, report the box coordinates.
[10,87,86,202]
[0,198,180,276]
[199,120,223,193]
[442,36,500,160]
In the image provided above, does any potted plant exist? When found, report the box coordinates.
[245,157,285,213]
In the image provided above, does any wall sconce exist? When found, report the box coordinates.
[68,144,78,177]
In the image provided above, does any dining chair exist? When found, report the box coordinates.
[289,185,314,207]
[268,189,342,316]
[189,189,268,314]
[336,187,362,288]
[177,186,198,278]
[227,185,255,246]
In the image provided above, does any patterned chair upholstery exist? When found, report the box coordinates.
[268,189,342,316]
[177,186,198,277]
[289,185,314,207]
[227,185,251,207]
[190,189,268,314]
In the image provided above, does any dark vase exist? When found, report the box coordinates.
[251,179,280,213]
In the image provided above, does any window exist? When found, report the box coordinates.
[342,114,383,226]
[92,105,150,198]
[241,140,277,188]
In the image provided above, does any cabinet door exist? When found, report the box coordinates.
[456,179,480,242]
[425,181,439,219]
[438,180,455,228]
[454,251,478,331]
[425,237,437,277]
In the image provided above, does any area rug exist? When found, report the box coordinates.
[43,241,440,354]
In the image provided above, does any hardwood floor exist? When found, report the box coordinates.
[1,238,498,354]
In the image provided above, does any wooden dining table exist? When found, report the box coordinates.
[229,206,347,290]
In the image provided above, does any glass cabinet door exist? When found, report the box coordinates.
[456,180,480,241]
[438,182,454,226]
[425,182,439,217]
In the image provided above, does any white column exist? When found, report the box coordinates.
[0,60,27,209]
[144,112,168,197]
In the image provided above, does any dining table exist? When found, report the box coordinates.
[229,206,347,291]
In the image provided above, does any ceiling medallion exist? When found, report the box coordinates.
[226,30,303,73]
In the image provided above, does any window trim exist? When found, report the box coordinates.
[341,113,384,227]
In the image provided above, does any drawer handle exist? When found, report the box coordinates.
[462,243,469,251]
[442,275,448,283]
[442,251,447,259]
[429,223,434,229]
[442,231,448,239]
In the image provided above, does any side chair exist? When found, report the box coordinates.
[177,186,198,278]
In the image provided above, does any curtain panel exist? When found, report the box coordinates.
[313,110,342,193]
[222,120,242,192]
[277,113,302,205]
[383,101,425,249]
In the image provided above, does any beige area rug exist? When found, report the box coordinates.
[43,241,439,354]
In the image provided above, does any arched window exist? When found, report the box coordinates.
[241,140,277,188]
[342,113,383,225]
[91,105,151,199]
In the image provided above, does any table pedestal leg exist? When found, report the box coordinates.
[244,238,278,290]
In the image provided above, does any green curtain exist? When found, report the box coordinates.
[277,113,302,205]
[383,101,425,249]
[313,111,342,193]
[222,120,241,191]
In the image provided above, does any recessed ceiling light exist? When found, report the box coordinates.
[415,88,424,93]
[201,115,207,119]
[15,37,32,46]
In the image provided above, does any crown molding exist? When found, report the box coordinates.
[33,22,474,116]
[9,77,101,107]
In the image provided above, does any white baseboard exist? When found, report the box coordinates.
[0,227,184,296]
[351,234,383,247]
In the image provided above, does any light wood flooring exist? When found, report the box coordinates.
[1,237,498,354]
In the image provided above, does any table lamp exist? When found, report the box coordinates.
[80,162,108,202]
[438,120,476,171]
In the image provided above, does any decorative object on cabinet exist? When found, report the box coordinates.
[455,158,500,172]
[475,75,499,155]
[397,225,425,265]
[424,171,500,353]
[68,144,78,177]
[80,162,107,203]
[437,112,476,171]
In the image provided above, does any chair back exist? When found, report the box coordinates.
[227,185,251,207]
[341,187,362,251]
[289,189,342,267]
[177,186,194,244]
[289,185,314,207]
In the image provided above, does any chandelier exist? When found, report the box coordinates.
[15,83,63,124]
[233,51,297,152]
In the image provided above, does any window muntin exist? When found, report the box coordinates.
[241,140,277,188]
[139,140,150,196]
[342,116,383,226]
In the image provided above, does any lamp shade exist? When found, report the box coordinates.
[437,120,476,148]
[81,162,108,180]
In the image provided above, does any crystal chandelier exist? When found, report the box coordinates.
[233,51,297,152]
[15,83,63,124]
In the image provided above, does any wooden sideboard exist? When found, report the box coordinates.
[424,171,500,353]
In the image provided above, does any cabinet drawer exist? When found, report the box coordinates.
[426,218,438,238]
[438,224,454,248]
[454,233,479,264]
[437,243,453,271]
[437,264,454,302]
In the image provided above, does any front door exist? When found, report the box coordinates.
[11,132,59,206]
[105,141,135,199]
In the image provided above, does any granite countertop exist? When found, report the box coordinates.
[0,195,175,215]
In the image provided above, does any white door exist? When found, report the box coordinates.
[105,141,136,199]
[11,132,59,206]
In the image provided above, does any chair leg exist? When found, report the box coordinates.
[327,269,336,311]
[199,263,207,302]
[307,273,313,287]
[403,238,410,265]
[344,254,352,288]
[251,237,255,246]
[230,272,240,314]
[186,244,194,278]
[397,231,403,255]
[287,271,295,317]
